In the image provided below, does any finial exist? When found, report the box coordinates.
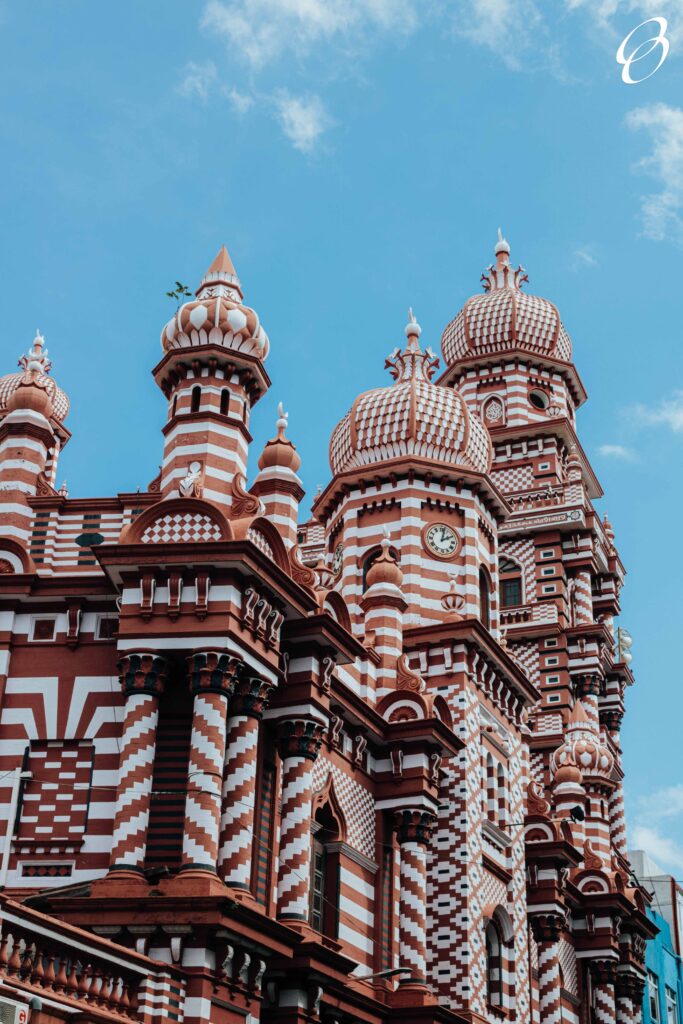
[381,525,392,552]
[276,401,288,437]
[19,330,51,376]
[405,307,422,340]
[495,227,511,257]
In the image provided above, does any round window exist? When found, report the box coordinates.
[529,389,549,410]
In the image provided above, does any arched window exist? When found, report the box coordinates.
[220,389,230,416]
[310,802,341,937]
[485,920,502,1006]
[190,386,201,413]
[171,394,178,417]
[485,753,496,819]
[479,567,491,629]
[499,557,523,608]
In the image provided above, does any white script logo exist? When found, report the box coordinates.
[616,17,670,83]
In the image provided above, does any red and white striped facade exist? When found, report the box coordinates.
[0,238,654,1024]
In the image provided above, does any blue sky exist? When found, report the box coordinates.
[2,1,683,878]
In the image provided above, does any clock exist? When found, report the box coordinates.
[423,522,460,561]
[332,542,344,577]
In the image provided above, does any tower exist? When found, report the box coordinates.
[155,246,270,511]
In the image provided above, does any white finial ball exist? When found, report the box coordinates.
[405,307,422,337]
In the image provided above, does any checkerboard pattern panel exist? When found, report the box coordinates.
[18,740,94,841]
[491,464,535,494]
[312,755,375,860]
[508,640,540,687]
[247,526,274,559]
[141,511,223,544]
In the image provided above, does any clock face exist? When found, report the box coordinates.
[424,522,459,560]
[332,542,343,577]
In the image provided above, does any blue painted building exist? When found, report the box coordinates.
[642,907,683,1024]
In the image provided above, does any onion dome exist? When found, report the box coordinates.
[551,701,614,785]
[441,230,572,367]
[160,246,269,360]
[0,332,69,421]
[366,530,403,589]
[330,311,492,476]
[257,403,301,475]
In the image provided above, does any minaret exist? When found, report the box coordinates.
[0,333,62,543]
[251,403,304,548]
[154,246,270,513]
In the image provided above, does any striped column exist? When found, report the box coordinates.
[393,809,436,987]
[593,961,618,1024]
[572,570,593,625]
[109,653,167,873]
[275,719,324,922]
[218,673,274,889]
[531,915,563,1024]
[180,652,240,873]
[575,678,601,733]
[609,783,628,856]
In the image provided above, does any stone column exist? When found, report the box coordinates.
[109,653,167,873]
[592,961,618,1024]
[217,672,274,889]
[275,719,324,923]
[180,651,239,873]
[531,915,563,1024]
[393,809,436,987]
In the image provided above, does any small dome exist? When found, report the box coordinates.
[257,403,301,475]
[0,332,68,422]
[551,701,614,785]
[366,533,403,589]
[330,314,492,476]
[441,233,572,367]
[161,246,270,361]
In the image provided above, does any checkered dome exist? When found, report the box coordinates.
[0,370,69,421]
[441,255,573,367]
[329,332,492,476]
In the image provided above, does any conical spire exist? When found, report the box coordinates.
[196,244,243,300]
[207,245,237,277]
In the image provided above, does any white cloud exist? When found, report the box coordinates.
[626,103,683,245]
[225,87,254,115]
[200,0,419,69]
[274,92,330,153]
[631,825,683,875]
[449,0,550,71]
[572,245,598,268]
[632,390,683,432]
[597,443,637,460]
[177,60,218,102]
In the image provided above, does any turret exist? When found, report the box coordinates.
[154,246,270,512]
[360,529,406,696]
[251,403,304,548]
[0,332,69,543]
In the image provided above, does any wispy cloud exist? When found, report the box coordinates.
[572,245,598,269]
[631,824,683,875]
[632,390,683,432]
[200,0,419,69]
[598,443,637,460]
[226,88,254,115]
[631,784,683,874]
[626,103,683,246]
[177,60,217,102]
[273,92,331,153]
